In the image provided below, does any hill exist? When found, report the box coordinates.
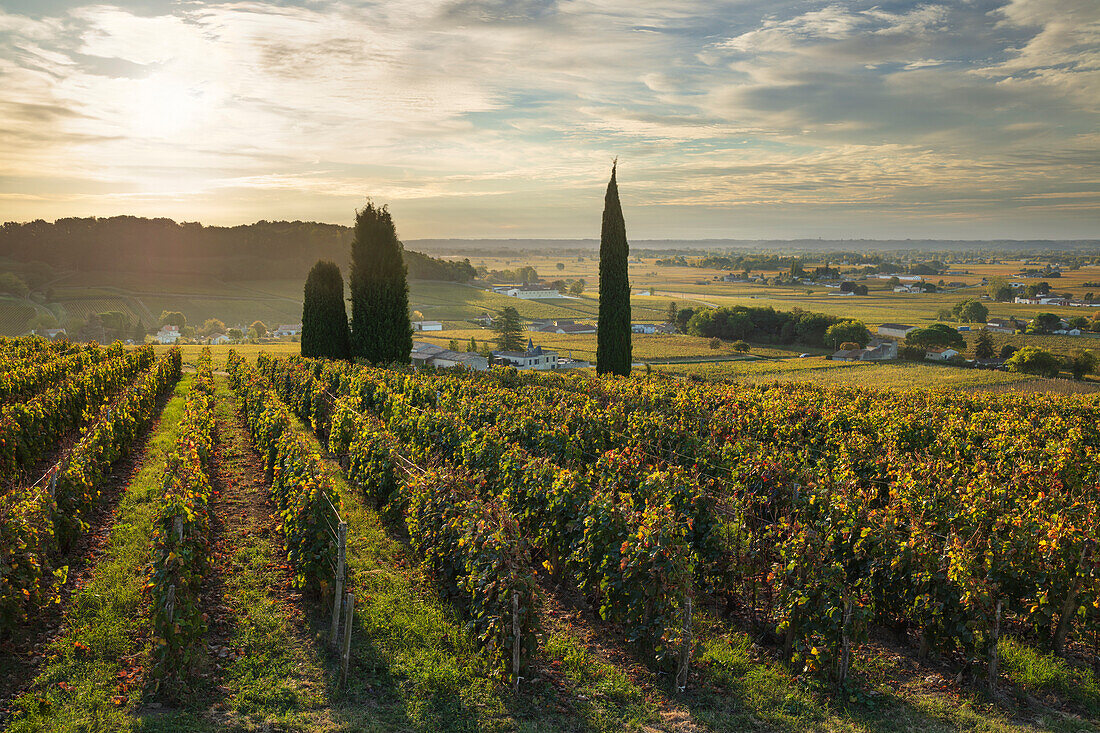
[0,217,476,282]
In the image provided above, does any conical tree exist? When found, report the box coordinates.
[349,201,412,364]
[301,260,350,360]
[596,162,631,376]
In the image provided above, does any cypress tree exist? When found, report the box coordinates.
[301,259,350,360]
[349,201,412,364]
[596,162,631,376]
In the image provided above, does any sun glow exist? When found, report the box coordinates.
[129,74,211,140]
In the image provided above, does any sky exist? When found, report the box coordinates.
[0,0,1097,240]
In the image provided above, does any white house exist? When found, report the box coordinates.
[877,323,917,339]
[155,325,181,344]
[925,347,960,361]
[494,284,561,299]
[208,333,231,345]
[493,339,558,370]
[273,324,302,337]
[412,321,443,332]
[632,323,658,334]
[39,328,67,340]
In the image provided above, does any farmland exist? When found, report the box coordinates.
[2,336,1099,733]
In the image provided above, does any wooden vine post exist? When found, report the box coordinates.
[512,590,521,693]
[676,590,692,692]
[988,599,1003,696]
[331,520,347,649]
[340,592,354,687]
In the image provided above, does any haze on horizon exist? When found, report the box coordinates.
[0,0,1097,241]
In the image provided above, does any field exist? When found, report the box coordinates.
[3,335,1099,733]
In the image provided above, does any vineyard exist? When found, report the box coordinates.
[249,354,1100,693]
[2,336,1098,732]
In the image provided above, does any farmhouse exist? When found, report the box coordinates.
[631,323,658,334]
[37,328,67,340]
[273,324,302,337]
[410,342,488,371]
[493,284,561,299]
[925,347,960,361]
[984,318,1018,334]
[412,321,443,332]
[831,339,898,362]
[208,333,231,345]
[877,323,917,339]
[531,319,597,334]
[493,339,559,370]
[155,325,181,344]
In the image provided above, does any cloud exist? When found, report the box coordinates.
[0,0,1095,238]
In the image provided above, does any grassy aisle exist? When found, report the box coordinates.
[2,376,193,733]
[137,376,338,731]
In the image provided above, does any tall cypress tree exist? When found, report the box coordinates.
[596,162,631,376]
[349,201,412,364]
[301,259,350,360]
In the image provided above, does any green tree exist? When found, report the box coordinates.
[349,201,412,364]
[675,307,694,333]
[974,329,995,359]
[952,299,988,323]
[0,272,29,298]
[596,162,631,376]
[249,320,267,339]
[1068,349,1097,381]
[569,279,586,296]
[986,277,1013,302]
[493,306,525,351]
[1005,346,1061,378]
[824,320,870,348]
[732,340,750,352]
[31,312,58,331]
[131,319,146,343]
[159,310,187,329]
[201,318,226,336]
[99,311,130,338]
[517,266,539,283]
[556,262,565,271]
[666,301,677,323]
[468,337,477,353]
[228,328,244,341]
[301,259,350,360]
[1027,312,1061,334]
[906,323,965,350]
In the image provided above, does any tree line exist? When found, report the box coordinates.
[0,217,475,282]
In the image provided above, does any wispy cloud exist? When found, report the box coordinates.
[0,0,1096,238]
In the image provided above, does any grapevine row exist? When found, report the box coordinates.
[0,343,157,485]
[0,344,102,404]
[0,347,182,635]
[148,349,216,680]
[226,350,340,595]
